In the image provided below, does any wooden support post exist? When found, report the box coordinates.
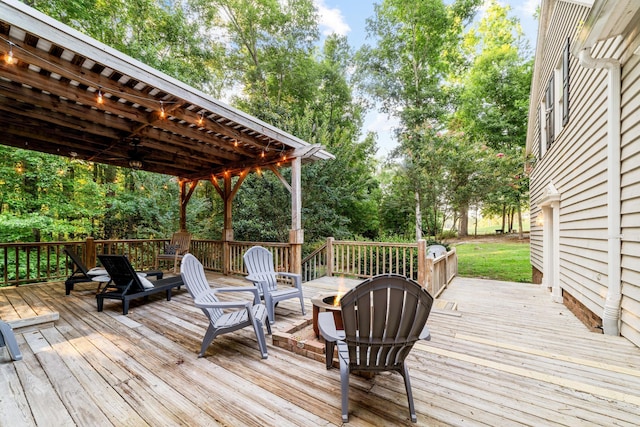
[289,158,303,275]
[86,236,96,269]
[326,237,334,277]
[417,239,427,289]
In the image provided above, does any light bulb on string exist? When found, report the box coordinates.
[97,88,104,104]
[5,42,15,65]
[261,150,265,158]
[197,112,204,126]
[159,101,166,119]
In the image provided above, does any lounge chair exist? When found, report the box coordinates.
[319,274,434,423]
[96,254,183,315]
[181,254,271,359]
[64,246,162,295]
[243,245,305,324]
[155,231,192,273]
[0,320,22,361]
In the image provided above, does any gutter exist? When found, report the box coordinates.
[577,49,622,336]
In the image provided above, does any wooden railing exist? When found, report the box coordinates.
[301,238,457,295]
[0,238,293,287]
[1,237,456,295]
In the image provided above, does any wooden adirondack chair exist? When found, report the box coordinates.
[319,274,434,423]
[180,254,271,359]
[155,231,192,273]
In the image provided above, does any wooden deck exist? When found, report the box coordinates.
[2,274,640,426]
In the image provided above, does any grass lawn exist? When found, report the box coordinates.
[453,239,531,283]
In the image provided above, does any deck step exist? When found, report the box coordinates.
[6,312,59,334]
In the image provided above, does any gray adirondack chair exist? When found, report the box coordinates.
[0,320,22,361]
[180,253,271,359]
[319,274,434,423]
[243,246,305,324]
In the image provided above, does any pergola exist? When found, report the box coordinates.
[0,0,333,273]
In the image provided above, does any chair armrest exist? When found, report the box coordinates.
[213,286,261,304]
[194,290,253,310]
[318,312,341,343]
[275,272,302,288]
[419,325,431,341]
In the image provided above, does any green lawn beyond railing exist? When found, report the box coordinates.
[454,241,531,283]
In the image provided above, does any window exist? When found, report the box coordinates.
[541,37,571,157]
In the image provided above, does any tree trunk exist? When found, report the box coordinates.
[517,200,524,239]
[415,191,422,241]
[501,204,506,232]
[458,203,468,237]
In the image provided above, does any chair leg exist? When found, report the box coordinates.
[264,294,276,325]
[199,325,217,357]
[252,317,269,359]
[0,321,22,361]
[325,340,335,369]
[298,293,306,316]
[339,349,350,423]
[402,364,417,423]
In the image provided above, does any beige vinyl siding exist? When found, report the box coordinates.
[529,0,609,319]
[620,47,640,347]
[529,1,591,275]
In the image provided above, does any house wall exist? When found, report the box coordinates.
[529,2,606,317]
[620,47,640,347]
[530,0,640,347]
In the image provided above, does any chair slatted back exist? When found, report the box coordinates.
[181,254,223,323]
[98,255,146,294]
[340,274,433,371]
[170,231,192,254]
[243,246,278,294]
[64,246,89,276]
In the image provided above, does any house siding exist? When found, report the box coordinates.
[529,0,640,348]
[620,46,640,347]
[530,2,603,316]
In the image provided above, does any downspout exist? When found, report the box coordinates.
[578,49,622,336]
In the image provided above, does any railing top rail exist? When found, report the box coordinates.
[302,243,328,264]
[228,241,290,247]
[331,240,419,248]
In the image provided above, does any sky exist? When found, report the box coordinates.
[312,0,541,158]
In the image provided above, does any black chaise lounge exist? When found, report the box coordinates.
[96,254,183,315]
[64,246,163,295]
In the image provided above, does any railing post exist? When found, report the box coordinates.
[289,229,303,275]
[222,230,232,275]
[417,239,427,289]
[326,237,334,277]
[86,237,96,269]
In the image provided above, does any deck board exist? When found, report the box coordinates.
[1,274,640,426]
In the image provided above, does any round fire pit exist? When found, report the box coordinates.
[311,292,344,338]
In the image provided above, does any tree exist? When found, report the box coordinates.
[358,0,481,239]
[452,0,533,236]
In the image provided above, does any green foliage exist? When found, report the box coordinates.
[455,240,531,282]
[2,0,535,253]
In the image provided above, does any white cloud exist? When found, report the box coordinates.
[314,0,351,36]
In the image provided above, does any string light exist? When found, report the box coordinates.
[96,88,104,104]
[261,150,265,158]
[5,42,15,65]
[234,140,238,147]
[197,111,204,126]
[159,101,166,119]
